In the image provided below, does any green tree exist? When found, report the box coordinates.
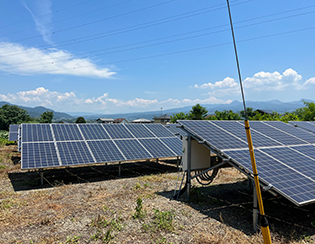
[170,112,189,123]
[189,104,208,120]
[75,116,86,123]
[240,107,255,118]
[280,112,299,122]
[0,105,31,130]
[213,110,241,120]
[39,111,54,123]
[295,100,315,121]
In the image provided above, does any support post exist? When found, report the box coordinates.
[186,136,192,201]
[176,156,180,170]
[253,180,258,232]
[248,177,253,192]
[118,162,121,177]
[40,170,44,186]
[156,158,159,164]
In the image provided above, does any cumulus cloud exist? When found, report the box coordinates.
[243,68,302,91]
[194,68,313,95]
[0,87,231,113]
[0,42,116,78]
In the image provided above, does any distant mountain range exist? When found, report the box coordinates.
[0,102,73,120]
[0,99,312,122]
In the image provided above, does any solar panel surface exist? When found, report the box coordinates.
[20,123,182,170]
[178,120,315,206]
[289,121,315,133]
[8,124,19,141]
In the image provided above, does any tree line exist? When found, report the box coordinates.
[170,100,315,123]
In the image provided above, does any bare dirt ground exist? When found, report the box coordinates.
[1,144,315,243]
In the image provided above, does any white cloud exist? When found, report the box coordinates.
[296,77,315,90]
[0,87,231,113]
[194,77,238,89]
[0,42,116,78]
[23,0,54,45]
[243,68,302,91]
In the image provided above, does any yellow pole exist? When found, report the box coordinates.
[244,120,272,244]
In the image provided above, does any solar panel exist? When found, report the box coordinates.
[160,137,183,156]
[87,140,125,162]
[165,124,188,137]
[178,120,315,206]
[8,124,19,141]
[263,121,315,144]
[21,124,53,142]
[226,149,315,205]
[139,138,176,158]
[179,120,248,150]
[249,121,307,146]
[57,141,94,166]
[79,124,110,140]
[21,142,59,169]
[289,121,315,133]
[144,124,175,138]
[20,123,182,170]
[211,121,282,148]
[124,124,155,138]
[103,124,134,139]
[114,139,152,160]
[52,124,83,141]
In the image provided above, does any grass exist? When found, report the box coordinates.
[133,197,147,219]
[153,209,175,232]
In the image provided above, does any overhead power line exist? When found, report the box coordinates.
[1,25,314,74]
[1,7,314,68]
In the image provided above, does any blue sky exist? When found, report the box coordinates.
[0,0,314,114]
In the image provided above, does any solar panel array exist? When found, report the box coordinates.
[289,121,315,134]
[178,120,315,206]
[165,124,188,137]
[8,124,19,141]
[20,123,182,170]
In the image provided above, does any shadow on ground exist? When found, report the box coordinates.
[8,159,178,191]
[159,179,315,242]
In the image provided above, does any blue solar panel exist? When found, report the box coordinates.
[87,140,125,162]
[144,124,175,138]
[211,121,282,148]
[160,137,183,156]
[52,124,84,141]
[21,142,59,169]
[263,121,315,144]
[260,147,315,181]
[21,124,53,142]
[289,121,315,133]
[79,124,110,140]
[225,149,315,205]
[249,121,307,146]
[103,124,134,139]
[139,138,176,158]
[165,124,188,137]
[290,145,315,160]
[9,124,19,142]
[115,139,152,160]
[124,124,155,138]
[57,141,94,166]
[178,120,248,150]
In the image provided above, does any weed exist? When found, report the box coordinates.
[153,209,175,231]
[0,164,6,169]
[133,197,147,219]
[0,198,14,209]
[155,236,173,244]
[65,234,81,243]
[135,182,141,189]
